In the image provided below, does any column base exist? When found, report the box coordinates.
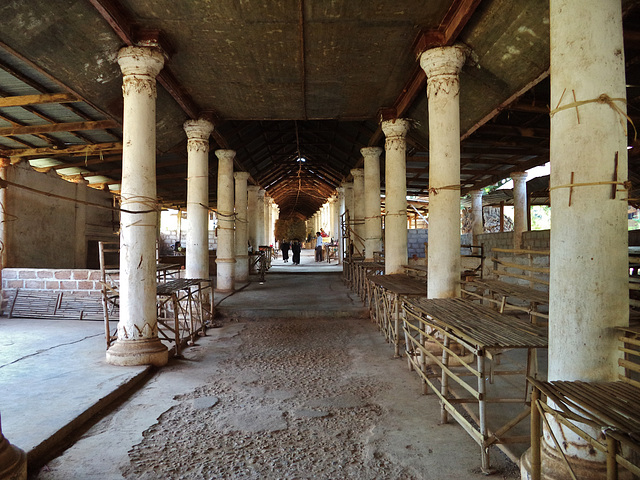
[234,255,249,282]
[106,337,168,367]
[520,440,631,480]
[216,259,235,292]
[0,431,27,480]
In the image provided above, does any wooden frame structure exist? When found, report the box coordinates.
[402,297,548,472]
[462,247,549,325]
[369,273,426,356]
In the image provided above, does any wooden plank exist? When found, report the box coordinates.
[4,142,122,159]
[492,248,550,256]
[0,92,78,108]
[0,120,118,137]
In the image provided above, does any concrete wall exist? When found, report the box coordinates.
[4,163,115,269]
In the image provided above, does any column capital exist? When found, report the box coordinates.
[350,168,364,179]
[117,46,164,78]
[381,118,411,140]
[184,118,214,140]
[419,44,467,79]
[0,157,11,168]
[470,189,484,198]
[511,171,528,182]
[248,184,260,193]
[215,149,236,161]
[234,171,250,182]
[360,146,383,158]
[257,189,266,198]
[336,186,345,195]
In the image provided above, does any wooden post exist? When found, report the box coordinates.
[531,387,541,480]
[606,435,617,480]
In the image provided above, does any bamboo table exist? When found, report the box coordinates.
[354,261,385,305]
[369,274,427,357]
[156,278,212,357]
[402,297,548,472]
[463,278,549,324]
[528,378,640,480]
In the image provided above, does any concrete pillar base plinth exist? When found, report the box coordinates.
[215,260,235,293]
[520,441,627,480]
[0,432,26,480]
[105,337,168,367]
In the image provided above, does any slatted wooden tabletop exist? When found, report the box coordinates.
[156,278,209,296]
[531,379,640,444]
[404,297,548,349]
[468,278,549,304]
[403,264,428,272]
[368,274,427,296]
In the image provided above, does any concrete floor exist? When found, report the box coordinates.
[1,248,525,479]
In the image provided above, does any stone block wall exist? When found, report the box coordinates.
[159,230,217,255]
[1,268,107,314]
[407,229,428,258]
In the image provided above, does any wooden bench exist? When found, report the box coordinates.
[463,247,549,324]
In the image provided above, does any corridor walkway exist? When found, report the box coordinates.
[2,259,520,479]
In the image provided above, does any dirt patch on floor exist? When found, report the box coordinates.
[120,318,518,479]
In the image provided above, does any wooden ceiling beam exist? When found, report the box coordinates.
[0,93,78,108]
[3,142,122,161]
[0,120,118,137]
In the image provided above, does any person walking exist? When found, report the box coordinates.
[280,239,291,263]
[315,231,324,262]
[291,239,301,265]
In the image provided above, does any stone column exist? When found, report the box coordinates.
[256,189,265,247]
[263,196,270,246]
[350,168,365,256]
[215,149,236,292]
[381,119,410,274]
[74,179,88,268]
[362,147,383,261]
[247,185,259,250]
[0,413,26,480]
[337,186,345,263]
[420,45,466,299]
[330,195,338,240]
[234,172,250,282]
[107,46,167,367]
[520,1,629,478]
[184,118,214,280]
[470,189,484,246]
[511,172,528,249]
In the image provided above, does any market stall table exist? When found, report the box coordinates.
[402,297,548,472]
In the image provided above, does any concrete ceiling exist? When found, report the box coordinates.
[0,0,639,219]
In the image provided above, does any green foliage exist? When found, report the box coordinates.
[274,219,307,242]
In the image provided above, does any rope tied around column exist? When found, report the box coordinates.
[118,194,160,212]
[549,180,631,192]
[428,184,461,195]
[549,91,637,141]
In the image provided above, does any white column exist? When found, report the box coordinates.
[337,186,345,263]
[329,195,337,239]
[362,147,383,261]
[0,413,26,479]
[511,172,528,248]
[420,44,466,299]
[263,196,270,246]
[351,168,365,256]
[381,119,410,274]
[107,46,167,367]
[184,118,214,280]
[215,149,236,292]
[247,185,259,250]
[256,189,265,247]
[470,189,484,246]
[267,198,274,245]
[234,172,250,282]
[520,1,630,478]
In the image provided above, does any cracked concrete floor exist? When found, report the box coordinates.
[33,316,520,480]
